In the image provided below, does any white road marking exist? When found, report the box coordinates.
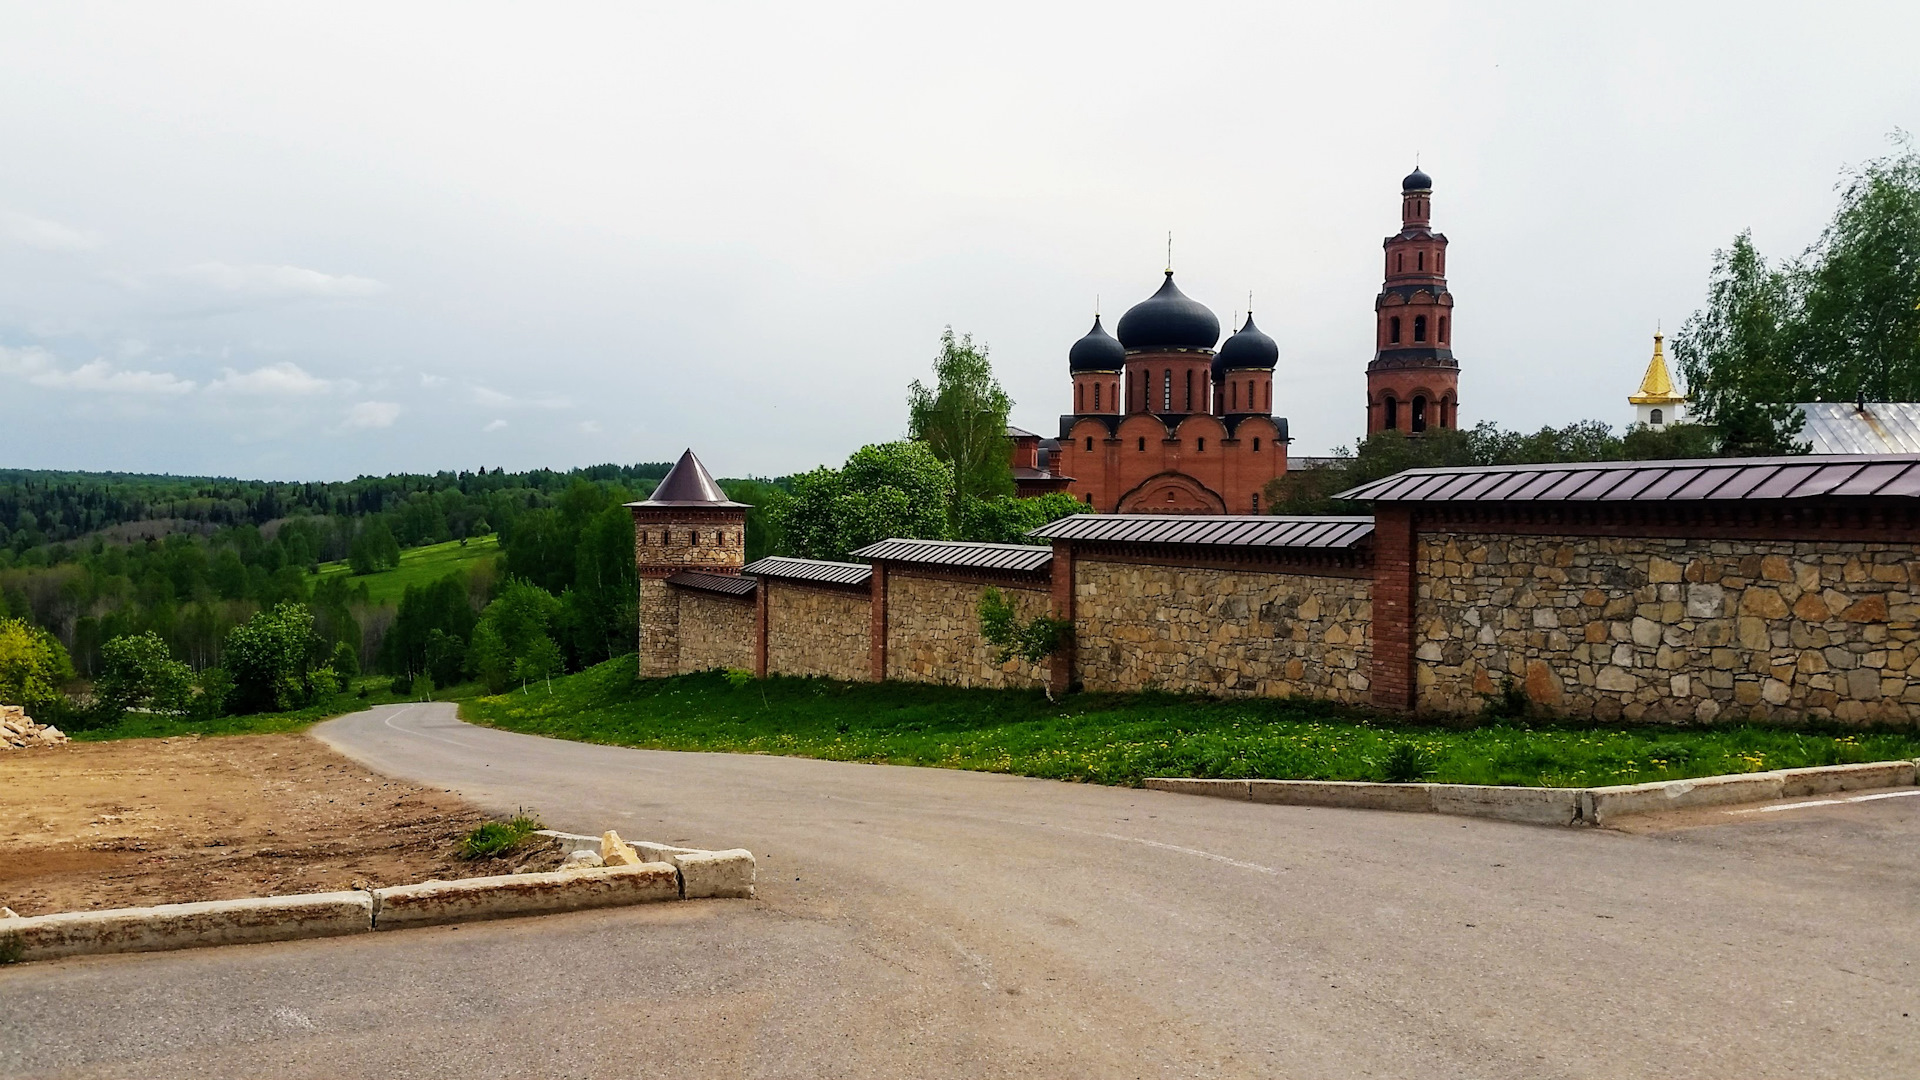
[1041,823,1283,876]
[1729,789,1920,815]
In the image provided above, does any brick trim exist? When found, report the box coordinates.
[754,580,769,679]
[869,562,888,682]
[1369,504,1416,711]
[1050,540,1075,696]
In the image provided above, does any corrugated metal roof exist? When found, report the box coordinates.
[626,449,749,508]
[741,556,873,587]
[1797,403,1920,455]
[848,538,1054,573]
[1028,514,1375,549]
[1334,454,1920,503]
[665,571,757,597]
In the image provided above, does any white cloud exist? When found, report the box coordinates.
[578,419,601,433]
[419,373,447,387]
[207,361,332,396]
[175,262,386,298]
[483,418,508,432]
[468,384,571,409]
[341,400,401,429]
[0,210,103,252]
[0,345,194,395]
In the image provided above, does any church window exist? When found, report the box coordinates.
[1252,492,1260,512]
[1412,395,1428,433]
[1085,436,1093,452]
[1253,437,1261,451]
[1231,381,1238,410]
[1163,371,1172,411]
[1077,383,1084,411]
[1650,408,1663,425]
[1196,437,1205,452]
[1414,315,1427,342]
[1385,397,1399,429]
[1390,317,1401,344]
[1185,370,1193,411]
[1396,253,1404,273]
[1263,381,1270,412]
[1093,382,1100,410]
[1439,316,1448,342]
[1138,437,1146,451]
[1418,251,1425,272]
[1084,492,1093,504]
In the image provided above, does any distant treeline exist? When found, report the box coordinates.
[0,463,680,551]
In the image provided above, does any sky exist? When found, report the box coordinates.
[1,2,1916,481]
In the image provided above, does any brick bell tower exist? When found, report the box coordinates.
[1367,166,1460,435]
[627,448,749,678]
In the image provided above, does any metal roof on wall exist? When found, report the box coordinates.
[665,571,757,597]
[1797,403,1920,455]
[741,556,873,587]
[1029,514,1375,549]
[1333,454,1920,504]
[848,538,1054,574]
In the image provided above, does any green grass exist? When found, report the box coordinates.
[316,534,500,606]
[67,676,490,742]
[458,813,545,859]
[460,658,1920,789]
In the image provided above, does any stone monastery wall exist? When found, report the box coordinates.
[763,582,871,682]
[1072,559,1372,703]
[885,572,1049,690]
[1414,532,1920,724]
[676,590,755,675]
[656,504,1919,727]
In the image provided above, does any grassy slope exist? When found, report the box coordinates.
[460,659,1920,788]
[68,677,489,742]
[315,535,500,606]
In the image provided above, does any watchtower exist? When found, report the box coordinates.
[627,449,749,677]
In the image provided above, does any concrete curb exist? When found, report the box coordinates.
[2,831,759,964]
[0,891,373,964]
[1145,759,1919,828]
[372,863,681,930]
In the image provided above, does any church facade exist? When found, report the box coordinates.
[1051,167,1461,514]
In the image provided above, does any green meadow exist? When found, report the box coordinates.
[316,534,501,605]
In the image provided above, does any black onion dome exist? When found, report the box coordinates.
[1068,314,1126,372]
[1402,166,1432,191]
[1116,272,1219,352]
[1216,313,1278,372]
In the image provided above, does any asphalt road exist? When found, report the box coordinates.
[4,702,1917,1079]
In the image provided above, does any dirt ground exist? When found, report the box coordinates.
[0,733,567,916]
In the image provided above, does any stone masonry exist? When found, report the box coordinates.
[884,573,1049,689]
[764,582,871,681]
[1415,532,1920,724]
[1073,560,1373,702]
[677,591,754,673]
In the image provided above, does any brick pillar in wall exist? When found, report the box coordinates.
[869,561,888,682]
[1369,504,1417,711]
[1050,540,1076,696]
[754,579,769,679]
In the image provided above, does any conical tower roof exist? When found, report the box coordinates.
[635,449,749,507]
[1629,332,1686,405]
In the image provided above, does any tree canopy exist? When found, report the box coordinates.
[908,328,1015,523]
[1674,134,1920,452]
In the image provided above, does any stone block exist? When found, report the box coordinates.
[1586,773,1787,823]
[676,849,757,899]
[1144,778,1250,800]
[1775,760,1916,797]
[1246,780,1433,812]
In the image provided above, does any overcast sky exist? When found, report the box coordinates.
[1,2,1916,481]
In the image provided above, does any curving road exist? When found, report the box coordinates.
[4,702,1918,1078]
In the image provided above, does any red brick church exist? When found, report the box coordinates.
[1047,166,1460,513]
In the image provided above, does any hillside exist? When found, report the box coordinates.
[316,535,502,606]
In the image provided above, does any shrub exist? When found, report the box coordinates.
[1378,742,1435,783]
[95,632,194,716]
[0,617,75,714]
[457,812,544,860]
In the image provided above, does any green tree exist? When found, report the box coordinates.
[1788,136,1920,404]
[95,631,194,715]
[223,603,332,713]
[0,617,75,714]
[908,328,1014,523]
[1671,231,1807,455]
[468,579,563,694]
[956,492,1091,544]
[378,573,478,677]
[348,517,402,575]
[773,442,953,560]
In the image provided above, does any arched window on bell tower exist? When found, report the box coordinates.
[1414,315,1427,342]
[1384,397,1399,430]
[1412,395,1428,433]
[1389,316,1401,344]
